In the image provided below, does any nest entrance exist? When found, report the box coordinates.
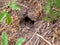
[20,16,34,28]
[24,16,34,24]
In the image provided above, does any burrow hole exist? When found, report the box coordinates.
[20,16,34,27]
[24,16,34,24]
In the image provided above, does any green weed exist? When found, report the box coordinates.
[0,1,20,25]
[43,0,60,21]
[1,32,26,45]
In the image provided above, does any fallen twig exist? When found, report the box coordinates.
[36,33,52,45]
[16,2,28,9]
[34,37,39,45]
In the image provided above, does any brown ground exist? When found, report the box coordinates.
[0,0,60,45]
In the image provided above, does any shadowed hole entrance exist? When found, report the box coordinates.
[20,16,34,28]
[24,16,34,24]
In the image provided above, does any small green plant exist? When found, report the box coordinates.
[2,31,8,45]
[0,11,12,24]
[8,2,20,10]
[43,0,60,21]
[0,1,20,25]
[16,38,26,45]
[1,32,26,45]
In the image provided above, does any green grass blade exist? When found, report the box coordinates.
[43,17,51,21]
[8,2,20,10]
[0,11,8,22]
[2,32,8,45]
[44,5,51,14]
[49,10,56,20]
[53,0,60,9]
[46,0,51,5]
[6,14,12,24]
[16,38,26,45]
[44,0,51,14]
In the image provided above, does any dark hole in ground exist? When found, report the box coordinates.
[52,19,58,24]
[20,16,34,28]
[24,16,34,24]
